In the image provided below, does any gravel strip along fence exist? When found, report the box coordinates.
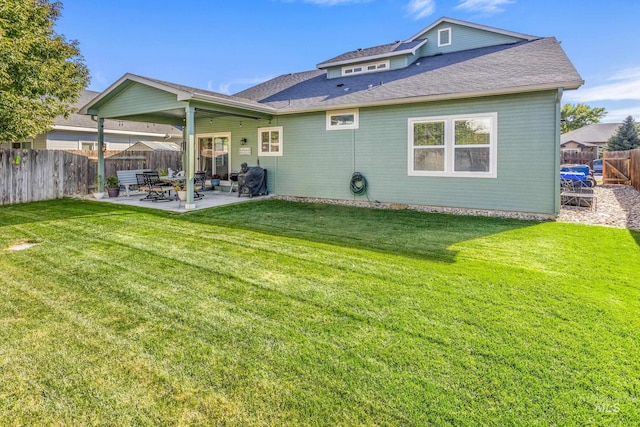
[557,184,640,231]
[277,184,640,231]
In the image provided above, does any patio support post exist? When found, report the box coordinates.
[185,106,196,209]
[97,117,105,192]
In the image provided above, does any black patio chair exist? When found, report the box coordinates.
[194,171,206,199]
[137,172,172,202]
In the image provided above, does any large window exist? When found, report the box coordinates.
[258,126,283,156]
[408,113,497,177]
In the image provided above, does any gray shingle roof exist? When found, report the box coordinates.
[317,40,426,68]
[561,123,621,145]
[235,37,583,112]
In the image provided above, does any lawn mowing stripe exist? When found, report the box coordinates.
[2,199,639,425]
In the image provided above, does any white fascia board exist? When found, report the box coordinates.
[272,80,585,116]
[52,125,179,138]
[191,92,277,115]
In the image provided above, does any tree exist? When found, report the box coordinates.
[605,115,640,151]
[0,0,89,142]
[561,103,607,134]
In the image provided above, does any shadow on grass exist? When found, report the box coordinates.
[610,185,640,247]
[1,198,541,263]
[0,198,163,227]
[631,229,640,248]
[180,199,538,263]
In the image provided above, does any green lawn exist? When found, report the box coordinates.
[1,199,638,426]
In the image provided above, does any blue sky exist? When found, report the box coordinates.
[55,0,640,122]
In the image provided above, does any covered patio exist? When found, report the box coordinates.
[81,74,276,211]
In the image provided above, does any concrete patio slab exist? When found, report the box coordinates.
[90,190,272,213]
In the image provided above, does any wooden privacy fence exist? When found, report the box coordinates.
[561,151,597,167]
[602,148,640,190]
[66,150,183,187]
[0,149,91,205]
[0,149,183,206]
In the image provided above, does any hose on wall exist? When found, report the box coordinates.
[350,172,368,197]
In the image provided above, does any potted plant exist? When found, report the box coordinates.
[211,174,221,187]
[174,183,186,201]
[93,175,105,199]
[105,175,120,198]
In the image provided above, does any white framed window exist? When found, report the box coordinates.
[326,109,359,130]
[408,112,497,178]
[342,60,389,76]
[438,27,452,47]
[12,141,32,149]
[258,126,283,156]
[80,141,97,150]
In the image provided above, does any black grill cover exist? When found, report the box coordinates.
[237,165,267,197]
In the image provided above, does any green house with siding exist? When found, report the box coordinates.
[82,17,583,215]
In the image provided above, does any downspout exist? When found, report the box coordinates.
[554,88,563,217]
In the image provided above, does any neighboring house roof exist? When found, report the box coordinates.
[57,90,183,138]
[317,39,428,69]
[125,141,181,151]
[236,37,583,113]
[560,123,621,146]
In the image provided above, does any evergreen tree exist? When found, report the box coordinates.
[605,116,640,151]
[0,0,89,142]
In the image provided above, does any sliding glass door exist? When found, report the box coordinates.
[196,132,230,179]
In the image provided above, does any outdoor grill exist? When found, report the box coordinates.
[237,162,267,198]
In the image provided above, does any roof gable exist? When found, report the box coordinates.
[52,90,182,136]
[314,16,539,77]
[81,74,275,117]
[407,17,538,43]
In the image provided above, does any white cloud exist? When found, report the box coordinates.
[609,67,640,81]
[212,77,273,95]
[90,70,109,90]
[601,106,640,123]
[565,67,640,103]
[303,0,370,5]
[407,0,436,19]
[455,0,514,14]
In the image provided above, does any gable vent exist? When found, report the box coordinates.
[438,27,451,47]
